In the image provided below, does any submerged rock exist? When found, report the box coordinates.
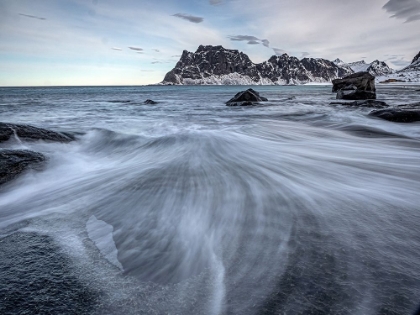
[369,109,420,123]
[332,72,376,100]
[0,122,75,143]
[144,99,158,105]
[369,102,420,123]
[226,88,268,106]
[330,100,388,108]
[0,150,45,186]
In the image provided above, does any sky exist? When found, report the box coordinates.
[0,0,419,86]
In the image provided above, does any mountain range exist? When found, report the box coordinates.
[160,45,420,85]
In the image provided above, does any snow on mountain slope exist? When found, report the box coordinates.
[377,51,420,83]
[333,59,394,78]
[348,60,370,73]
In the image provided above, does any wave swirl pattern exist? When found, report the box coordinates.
[1,86,420,315]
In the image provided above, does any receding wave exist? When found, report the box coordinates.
[1,86,420,314]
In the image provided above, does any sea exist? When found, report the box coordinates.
[0,85,420,315]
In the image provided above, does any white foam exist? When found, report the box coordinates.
[86,215,123,271]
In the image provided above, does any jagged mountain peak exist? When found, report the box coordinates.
[333,58,346,66]
[161,45,353,85]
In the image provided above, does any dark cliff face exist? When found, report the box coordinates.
[163,45,260,84]
[412,51,420,64]
[162,45,353,85]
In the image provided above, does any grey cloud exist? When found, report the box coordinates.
[383,0,420,23]
[228,35,271,48]
[261,39,270,47]
[228,35,260,41]
[128,47,143,51]
[153,49,160,52]
[173,13,203,23]
[111,47,122,51]
[273,48,286,55]
[301,52,310,58]
[19,13,46,20]
[210,0,223,5]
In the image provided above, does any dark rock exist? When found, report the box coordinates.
[144,99,158,105]
[369,102,420,123]
[336,89,377,100]
[0,150,45,186]
[161,45,353,85]
[332,72,376,100]
[330,100,388,108]
[332,72,376,93]
[0,122,75,143]
[226,88,268,106]
[0,232,97,315]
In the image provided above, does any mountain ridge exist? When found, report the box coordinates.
[161,45,353,85]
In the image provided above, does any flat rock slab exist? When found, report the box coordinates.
[0,150,45,186]
[0,122,75,143]
[226,88,268,106]
[330,100,388,108]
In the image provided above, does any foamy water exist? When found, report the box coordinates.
[0,85,420,314]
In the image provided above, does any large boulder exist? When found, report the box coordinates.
[332,72,376,100]
[226,88,268,106]
[0,122,75,143]
[336,88,377,100]
[332,72,376,92]
[369,102,420,123]
[0,150,45,186]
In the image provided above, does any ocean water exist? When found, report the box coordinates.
[0,85,420,315]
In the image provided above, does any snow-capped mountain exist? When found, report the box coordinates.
[347,60,370,73]
[333,59,394,77]
[376,51,420,83]
[161,45,353,85]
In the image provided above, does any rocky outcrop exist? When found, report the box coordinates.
[0,123,76,185]
[161,45,353,85]
[226,89,268,106]
[0,150,45,186]
[369,102,420,123]
[144,99,158,105]
[332,72,376,100]
[0,122,75,143]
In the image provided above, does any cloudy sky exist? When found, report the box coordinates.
[0,0,419,86]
